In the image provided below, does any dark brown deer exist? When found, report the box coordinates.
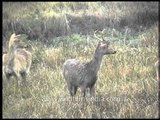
[63,30,116,97]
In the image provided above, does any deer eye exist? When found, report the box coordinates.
[14,39,20,43]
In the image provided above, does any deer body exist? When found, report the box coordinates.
[63,36,116,97]
[3,33,22,70]
[6,48,32,79]
[3,33,32,89]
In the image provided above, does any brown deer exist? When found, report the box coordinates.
[3,33,32,91]
[3,34,20,76]
[63,30,116,97]
[3,34,21,65]
[3,33,24,75]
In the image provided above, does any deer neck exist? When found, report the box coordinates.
[8,46,15,64]
[87,48,103,74]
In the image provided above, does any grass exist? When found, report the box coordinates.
[2,2,159,118]
[2,31,159,118]
[3,2,158,41]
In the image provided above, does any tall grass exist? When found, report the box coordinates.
[3,2,159,118]
[3,27,158,118]
[3,2,158,41]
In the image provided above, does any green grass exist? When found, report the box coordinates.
[3,31,158,118]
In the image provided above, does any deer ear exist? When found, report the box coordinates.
[98,41,107,48]
[98,41,103,46]
[106,40,110,45]
[12,33,16,36]
[10,33,16,39]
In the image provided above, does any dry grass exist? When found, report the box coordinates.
[3,37,159,118]
[2,2,159,118]
[3,2,158,40]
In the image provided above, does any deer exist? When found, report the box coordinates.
[155,60,159,81]
[3,34,22,70]
[3,33,32,93]
[3,50,9,76]
[62,29,116,97]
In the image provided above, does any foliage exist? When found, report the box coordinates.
[3,2,158,42]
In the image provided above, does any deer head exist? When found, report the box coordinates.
[8,33,29,51]
[94,29,116,55]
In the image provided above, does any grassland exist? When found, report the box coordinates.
[3,31,159,118]
[2,2,159,118]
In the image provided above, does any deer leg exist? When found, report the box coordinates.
[80,85,86,97]
[20,71,28,98]
[5,72,12,81]
[67,83,74,97]
[90,85,95,97]
[4,72,12,92]
[13,73,19,96]
[73,86,78,96]
[69,86,78,102]
[20,71,27,87]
